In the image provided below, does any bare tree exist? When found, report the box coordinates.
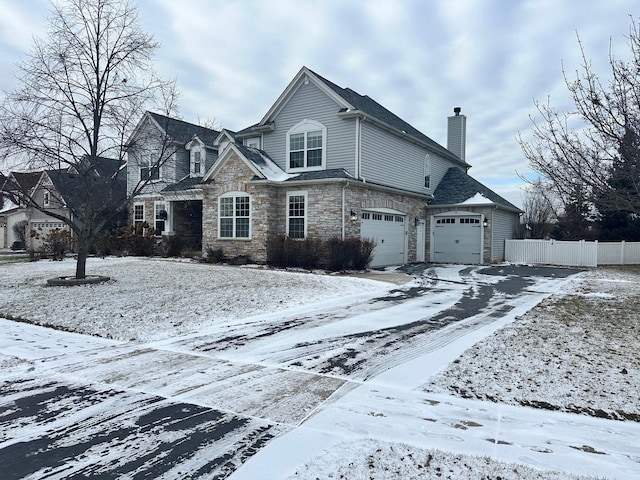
[520,180,558,239]
[518,17,640,217]
[0,0,177,278]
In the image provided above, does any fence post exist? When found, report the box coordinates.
[580,240,584,267]
[594,240,598,267]
[621,240,626,265]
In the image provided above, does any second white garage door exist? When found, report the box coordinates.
[361,211,406,267]
[432,214,482,264]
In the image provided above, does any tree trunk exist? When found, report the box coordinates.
[75,236,89,279]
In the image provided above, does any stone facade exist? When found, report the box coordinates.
[200,150,430,264]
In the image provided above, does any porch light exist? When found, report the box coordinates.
[350,210,358,221]
[483,219,488,228]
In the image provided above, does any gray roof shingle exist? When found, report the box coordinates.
[148,112,220,146]
[431,167,521,211]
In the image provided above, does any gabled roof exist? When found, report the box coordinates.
[257,66,466,166]
[10,171,41,193]
[147,112,220,146]
[45,169,126,213]
[430,167,521,212]
[72,156,124,178]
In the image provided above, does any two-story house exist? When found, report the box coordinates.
[1,157,125,251]
[126,112,221,250]
[128,67,521,266]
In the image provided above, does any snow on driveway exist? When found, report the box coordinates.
[1,258,639,479]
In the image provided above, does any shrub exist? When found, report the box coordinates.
[10,240,25,251]
[12,220,28,247]
[161,234,183,258]
[38,228,74,260]
[267,235,375,271]
[204,245,224,263]
[96,223,156,257]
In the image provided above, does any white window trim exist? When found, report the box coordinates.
[218,192,252,239]
[190,145,204,177]
[43,190,50,207]
[140,153,160,182]
[133,202,145,223]
[286,190,308,239]
[244,137,261,149]
[424,154,431,189]
[154,201,171,234]
[286,119,327,173]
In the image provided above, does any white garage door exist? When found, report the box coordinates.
[361,212,406,267]
[433,215,482,264]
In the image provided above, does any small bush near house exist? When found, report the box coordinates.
[10,240,25,251]
[30,228,75,261]
[204,246,225,264]
[160,234,183,258]
[267,235,375,271]
[96,224,156,257]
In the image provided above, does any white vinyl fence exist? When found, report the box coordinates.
[505,239,640,267]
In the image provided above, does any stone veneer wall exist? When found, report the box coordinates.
[200,150,431,263]
[426,205,493,264]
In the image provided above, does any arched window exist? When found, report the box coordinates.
[219,192,251,238]
[286,119,326,172]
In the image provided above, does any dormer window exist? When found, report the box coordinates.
[286,119,326,172]
[193,151,202,176]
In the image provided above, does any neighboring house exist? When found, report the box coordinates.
[1,157,125,251]
[1,171,41,249]
[126,112,221,250]
[128,67,521,266]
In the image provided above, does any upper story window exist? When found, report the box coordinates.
[219,192,251,239]
[286,119,326,172]
[245,137,260,149]
[140,154,159,181]
[424,154,431,189]
[43,190,51,207]
[192,150,202,176]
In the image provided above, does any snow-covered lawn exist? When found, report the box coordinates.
[1,257,638,479]
[0,257,387,342]
[424,266,640,422]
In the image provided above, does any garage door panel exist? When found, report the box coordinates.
[361,213,406,267]
[433,215,482,264]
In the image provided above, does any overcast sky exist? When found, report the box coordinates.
[1,0,638,207]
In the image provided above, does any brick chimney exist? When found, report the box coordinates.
[447,107,466,162]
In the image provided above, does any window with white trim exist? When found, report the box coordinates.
[43,190,50,207]
[424,154,431,189]
[192,150,202,176]
[286,120,326,171]
[219,192,251,238]
[287,191,307,238]
[133,203,145,226]
[140,154,159,181]
[154,201,170,233]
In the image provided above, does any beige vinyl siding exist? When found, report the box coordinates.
[491,208,519,260]
[262,79,356,173]
[360,121,459,195]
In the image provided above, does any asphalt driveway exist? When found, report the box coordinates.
[0,264,585,479]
